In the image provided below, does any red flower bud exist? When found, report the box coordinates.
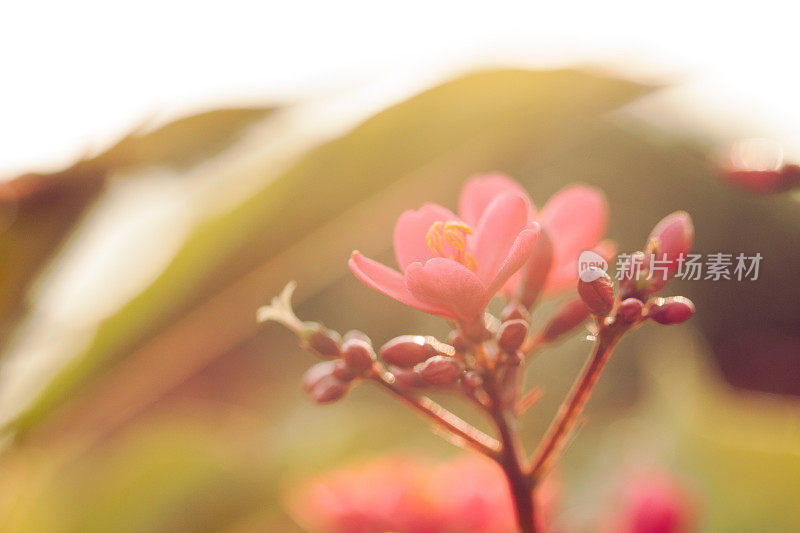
[391,367,426,389]
[578,268,615,316]
[302,362,348,403]
[332,360,357,382]
[380,335,438,368]
[304,322,341,358]
[647,211,694,275]
[541,299,591,342]
[341,338,376,375]
[648,296,695,325]
[616,297,645,324]
[415,355,460,386]
[497,319,528,352]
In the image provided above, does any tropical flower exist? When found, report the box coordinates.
[349,182,539,322]
[459,173,609,296]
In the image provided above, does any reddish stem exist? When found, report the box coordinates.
[494,408,536,533]
[373,375,501,458]
[528,326,623,482]
[483,365,536,533]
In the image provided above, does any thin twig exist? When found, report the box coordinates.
[482,365,536,533]
[373,375,501,458]
[528,326,624,482]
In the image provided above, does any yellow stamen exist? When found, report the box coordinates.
[425,220,478,271]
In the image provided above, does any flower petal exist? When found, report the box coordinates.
[540,185,608,291]
[349,252,455,318]
[458,173,535,227]
[471,192,532,286]
[486,225,540,295]
[393,204,459,272]
[405,258,489,322]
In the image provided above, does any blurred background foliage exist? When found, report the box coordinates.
[0,69,798,532]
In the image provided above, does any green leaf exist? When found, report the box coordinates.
[8,69,651,437]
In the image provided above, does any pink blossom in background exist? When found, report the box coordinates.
[598,470,696,533]
[720,164,800,194]
[286,454,558,533]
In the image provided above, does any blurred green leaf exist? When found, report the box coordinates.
[0,107,276,345]
[97,107,277,171]
[10,69,652,438]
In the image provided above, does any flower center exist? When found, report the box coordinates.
[425,221,478,271]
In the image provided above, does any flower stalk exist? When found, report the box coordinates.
[258,174,696,533]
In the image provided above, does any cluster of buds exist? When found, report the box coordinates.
[259,175,697,533]
[300,328,378,403]
[577,211,695,330]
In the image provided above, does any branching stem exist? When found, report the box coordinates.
[528,324,625,482]
[373,374,501,459]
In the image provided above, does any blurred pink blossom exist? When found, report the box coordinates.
[286,454,558,533]
[598,470,696,533]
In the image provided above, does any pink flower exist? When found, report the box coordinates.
[598,470,695,533]
[458,174,609,296]
[286,454,558,533]
[722,165,800,194]
[349,182,539,322]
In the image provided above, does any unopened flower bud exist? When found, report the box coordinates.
[578,268,615,316]
[616,298,645,324]
[380,335,438,368]
[415,355,460,385]
[497,319,528,352]
[541,299,591,342]
[303,322,341,358]
[341,338,376,375]
[302,362,348,403]
[501,303,530,323]
[647,211,694,275]
[332,360,357,382]
[648,297,695,325]
[391,367,426,389]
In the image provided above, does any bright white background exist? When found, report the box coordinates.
[3,0,800,175]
